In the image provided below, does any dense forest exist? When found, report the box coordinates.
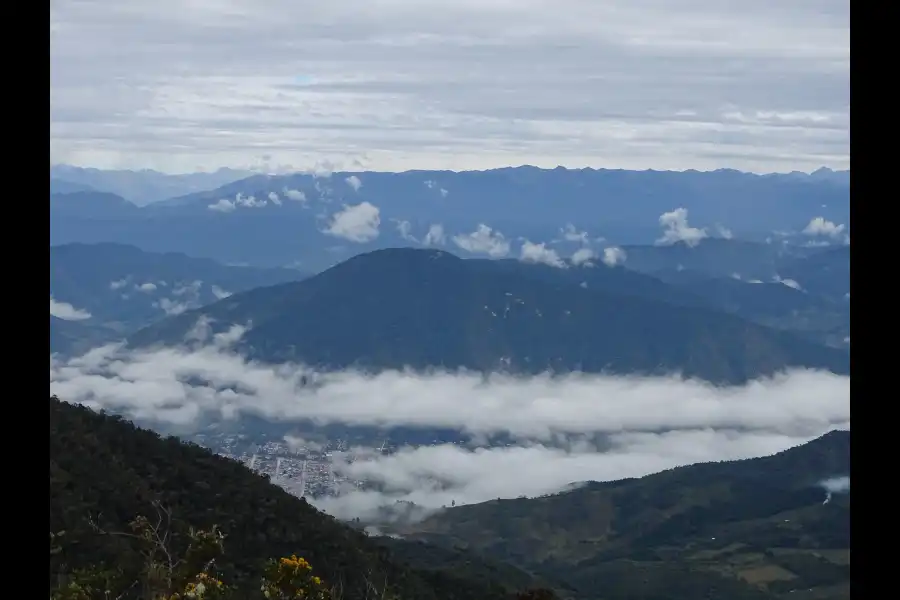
[49,396,557,600]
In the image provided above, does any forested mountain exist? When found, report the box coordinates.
[49,397,552,600]
[402,431,850,600]
[129,248,849,384]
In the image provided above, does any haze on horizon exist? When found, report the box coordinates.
[50,0,849,175]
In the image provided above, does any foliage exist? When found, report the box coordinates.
[49,397,555,600]
[260,555,331,600]
[404,431,850,600]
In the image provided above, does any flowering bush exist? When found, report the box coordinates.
[260,555,332,600]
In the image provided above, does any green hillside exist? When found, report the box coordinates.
[49,396,551,600]
[401,432,850,600]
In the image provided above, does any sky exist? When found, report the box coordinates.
[50,0,849,174]
[49,329,850,521]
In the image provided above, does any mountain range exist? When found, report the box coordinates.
[50,243,307,355]
[50,166,849,270]
[50,165,254,206]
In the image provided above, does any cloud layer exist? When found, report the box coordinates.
[51,0,848,173]
[50,337,849,519]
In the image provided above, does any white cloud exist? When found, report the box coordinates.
[211,285,232,300]
[345,175,362,192]
[267,191,282,205]
[395,219,417,242]
[452,224,510,257]
[50,1,848,174]
[50,340,849,441]
[803,216,846,238]
[714,224,734,239]
[820,475,849,494]
[601,246,627,267]
[773,275,803,291]
[283,188,307,203]
[422,224,446,247]
[109,278,129,290]
[136,282,158,293]
[656,207,708,247]
[324,202,381,243]
[519,240,566,268]
[234,192,266,208]
[49,339,849,519]
[154,298,190,316]
[315,428,843,520]
[207,198,236,213]
[560,224,590,245]
[49,297,92,321]
[571,247,597,267]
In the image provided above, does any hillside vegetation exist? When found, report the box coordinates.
[402,432,850,600]
[129,248,849,384]
[49,397,552,600]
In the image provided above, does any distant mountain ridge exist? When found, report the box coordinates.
[128,247,849,383]
[50,243,308,355]
[50,166,850,270]
[50,164,254,206]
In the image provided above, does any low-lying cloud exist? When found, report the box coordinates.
[49,341,849,440]
[315,429,844,521]
[50,338,849,520]
[50,297,92,321]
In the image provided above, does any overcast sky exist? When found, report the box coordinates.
[50,0,849,174]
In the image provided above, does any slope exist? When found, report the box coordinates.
[49,397,544,600]
[50,243,308,354]
[668,277,850,348]
[403,431,850,600]
[129,248,849,384]
[619,239,821,283]
[778,247,850,301]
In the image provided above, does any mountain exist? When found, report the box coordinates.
[668,276,850,348]
[49,315,120,357]
[765,168,850,187]
[128,248,849,384]
[50,166,849,269]
[400,431,850,600]
[49,396,548,599]
[50,178,97,195]
[778,247,850,301]
[50,243,308,354]
[50,191,140,218]
[619,239,821,283]
[50,164,254,206]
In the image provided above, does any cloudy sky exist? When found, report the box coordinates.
[50,0,849,174]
